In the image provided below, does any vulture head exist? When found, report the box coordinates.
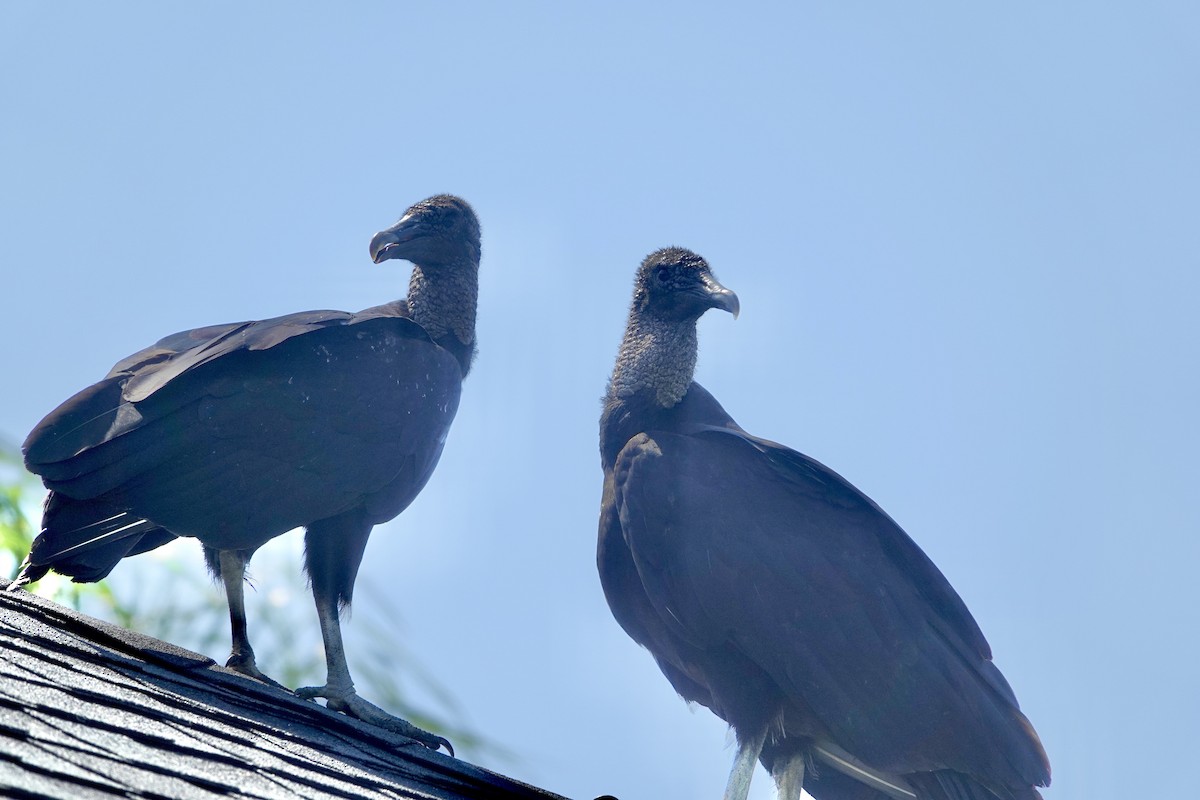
[633,247,740,323]
[369,194,481,269]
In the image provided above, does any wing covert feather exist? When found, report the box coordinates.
[614,428,1041,780]
[25,313,460,547]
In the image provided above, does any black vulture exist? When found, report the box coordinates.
[598,248,1050,800]
[11,194,480,752]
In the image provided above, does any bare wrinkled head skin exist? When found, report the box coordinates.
[632,247,740,323]
[365,194,482,360]
[369,194,481,268]
[608,247,739,408]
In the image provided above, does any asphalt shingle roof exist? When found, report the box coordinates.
[0,580,569,800]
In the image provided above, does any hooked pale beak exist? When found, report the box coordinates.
[369,213,426,264]
[702,275,740,319]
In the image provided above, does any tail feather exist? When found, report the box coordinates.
[804,768,904,800]
[906,771,1043,800]
[762,738,1044,800]
[797,767,1044,800]
[19,492,177,584]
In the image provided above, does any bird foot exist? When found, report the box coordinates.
[295,684,453,756]
[225,653,287,690]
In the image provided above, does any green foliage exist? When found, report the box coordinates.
[1,443,145,613]
[0,441,505,762]
[0,482,33,577]
[1,445,45,584]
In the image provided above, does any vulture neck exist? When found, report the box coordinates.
[608,312,698,409]
[408,259,478,376]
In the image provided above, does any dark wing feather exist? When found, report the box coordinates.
[708,428,998,673]
[25,310,358,466]
[24,302,459,556]
[599,456,721,711]
[613,427,1048,789]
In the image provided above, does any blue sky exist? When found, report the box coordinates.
[2,3,1198,798]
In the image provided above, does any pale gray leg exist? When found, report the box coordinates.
[724,725,769,800]
[773,750,806,800]
[219,550,282,687]
[295,587,453,755]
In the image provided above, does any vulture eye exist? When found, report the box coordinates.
[656,267,671,283]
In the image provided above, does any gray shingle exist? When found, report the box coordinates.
[0,581,569,800]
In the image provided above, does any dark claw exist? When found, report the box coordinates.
[225,653,287,690]
[295,684,454,755]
